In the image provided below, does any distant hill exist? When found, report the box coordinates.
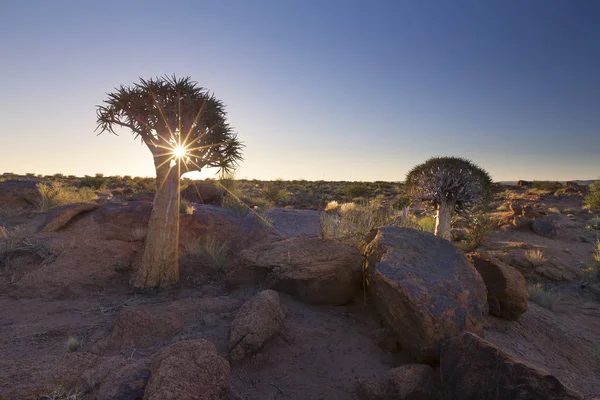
[499,180,598,186]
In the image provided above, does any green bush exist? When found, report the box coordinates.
[467,214,496,248]
[417,216,436,233]
[585,182,600,210]
[81,173,107,189]
[36,182,97,212]
[532,181,562,191]
[345,183,370,199]
[262,182,287,204]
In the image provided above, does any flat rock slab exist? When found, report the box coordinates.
[266,208,321,240]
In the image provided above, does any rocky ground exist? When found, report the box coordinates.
[0,177,599,399]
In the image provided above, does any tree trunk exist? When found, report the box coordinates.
[132,164,181,290]
[435,200,453,240]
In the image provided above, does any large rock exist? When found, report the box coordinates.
[440,332,582,400]
[356,364,439,400]
[0,180,40,217]
[42,202,99,232]
[466,252,528,320]
[531,219,557,238]
[180,181,224,204]
[144,340,230,400]
[229,289,285,363]
[226,235,363,305]
[91,202,269,252]
[363,227,488,364]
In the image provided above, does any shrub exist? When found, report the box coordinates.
[391,196,412,211]
[417,216,436,234]
[531,181,562,191]
[81,173,107,190]
[35,182,97,212]
[179,199,195,214]
[114,260,131,273]
[324,200,339,212]
[585,182,600,210]
[467,214,496,248]
[262,182,287,204]
[528,283,560,311]
[345,183,370,199]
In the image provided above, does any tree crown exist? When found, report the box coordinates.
[96,75,243,175]
[405,156,493,211]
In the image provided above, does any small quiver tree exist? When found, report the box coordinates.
[96,75,243,290]
[405,157,492,240]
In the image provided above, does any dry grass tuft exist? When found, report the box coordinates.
[66,336,81,352]
[182,235,229,271]
[525,248,546,267]
[528,283,561,311]
[34,182,97,212]
[130,227,147,242]
[35,386,83,400]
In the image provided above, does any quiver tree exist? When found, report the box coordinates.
[405,157,492,240]
[96,75,243,290]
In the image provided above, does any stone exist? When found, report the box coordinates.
[466,252,528,320]
[531,219,557,238]
[229,290,285,363]
[144,340,230,400]
[42,202,99,232]
[356,364,438,400]
[440,332,582,400]
[363,226,488,363]
[227,235,362,305]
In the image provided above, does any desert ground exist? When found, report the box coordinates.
[1,173,599,399]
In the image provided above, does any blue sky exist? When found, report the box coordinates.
[0,0,599,181]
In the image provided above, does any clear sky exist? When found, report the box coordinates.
[1,0,599,181]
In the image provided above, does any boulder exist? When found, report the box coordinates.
[180,181,224,204]
[523,205,543,219]
[0,180,40,217]
[509,202,523,216]
[512,215,532,230]
[42,202,99,232]
[95,359,150,400]
[356,364,439,400]
[144,340,230,400]
[466,252,528,320]
[440,332,582,400]
[227,235,362,305]
[229,289,285,363]
[531,219,557,238]
[363,227,488,364]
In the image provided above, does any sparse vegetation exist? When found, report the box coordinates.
[182,235,229,271]
[114,260,131,273]
[66,336,81,352]
[81,173,108,190]
[35,182,97,212]
[35,386,83,400]
[525,248,546,267]
[547,207,561,214]
[345,182,370,199]
[417,216,436,233]
[320,200,420,248]
[262,181,287,204]
[531,181,562,192]
[0,225,55,271]
[180,199,195,214]
[528,283,561,311]
[585,182,600,210]
[467,213,496,248]
[131,227,147,242]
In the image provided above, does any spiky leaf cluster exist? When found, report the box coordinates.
[96,75,243,175]
[405,157,493,211]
